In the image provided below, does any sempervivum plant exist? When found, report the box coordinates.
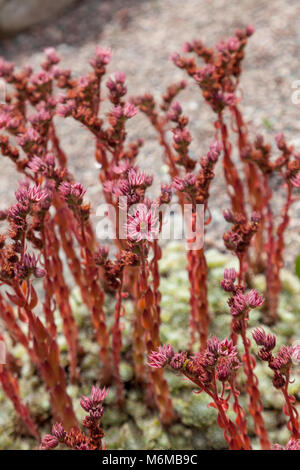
[0,25,299,450]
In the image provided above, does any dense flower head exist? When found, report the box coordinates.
[31,71,51,88]
[128,168,152,188]
[51,422,66,441]
[231,292,247,317]
[111,103,138,120]
[173,173,196,194]
[106,72,127,103]
[40,434,59,450]
[59,182,86,205]
[172,127,192,145]
[148,344,175,368]
[218,338,238,358]
[159,183,173,204]
[0,58,14,79]
[170,352,187,370]
[167,101,182,121]
[246,289,264,308]
[56,99,76,118]
[270,346,293,372]
[80,396,93,412]
[80,386,108,419]
[29,107,52,125]
[275,132,287,151]
[90,46,112,71]
[91,385,109,404]
[44,47,60,65]
[28,154,55,176]
[252,328,276,352]
[220,268,237,292]
[252,327,267,346]
[15,183,49,205]
[207,141,222,162]
[150,336,240,387]
[207,336,221,355]
[17,127,41,148]
[273,438,300,450]
[223,211,260,254]
[22,253,45,279]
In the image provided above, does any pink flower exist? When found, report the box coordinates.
[227,36,240,52]
[247,289,264,308]
[246,25,255,37]
[28,184,48,203]
[40,434,58,450]
[167,101,182,121]
[0,112,8,128]
[16,183,48,204]
[0,58,14,79]
[59,182,86,205]
[216,360,230,382]
[51,422,66,441]
[218,338,237,357]
[148,344,174,369]
[128,168,152,187]
[182,42,193,53]
[78,75,91,88]
[19,253,45,279]
[91,385,109,404]
[127,205,159,242]
[173,128,191,145]
[223,92,237,106]
[291,174,300,188]
[31,71,51,87]
[80,396,93,412]
[170,52,180,65]
[285,438,300,450]
[170,352,187,370]
[252,327,267,346]
[207,141,222,162]
[111,105,123,119]
[193,64,215,83]
[123,102,138,118]
[56,99,75,118]
[223,209,235,223]
[173,173,196,192]
[275,132,286,151]
[90,46,112,69]
[112,159,131,175]
[292,344,300,364]
[17,128,41,147]
[114,71,126,83]
[231,292,247,316]
[44,47,60,64]
[159,344,174,360]
[220,268,237,292]
[207,336,221,355]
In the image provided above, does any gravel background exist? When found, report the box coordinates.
[1,0,300,265]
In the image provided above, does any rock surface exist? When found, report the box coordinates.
[0,0,78,35]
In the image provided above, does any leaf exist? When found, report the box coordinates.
[296,253,300,279]
[28,285,38,310]
[6,291,25,307]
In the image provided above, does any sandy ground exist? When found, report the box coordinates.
[1,0,300,265]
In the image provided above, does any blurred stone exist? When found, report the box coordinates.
[0,0,78,35]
